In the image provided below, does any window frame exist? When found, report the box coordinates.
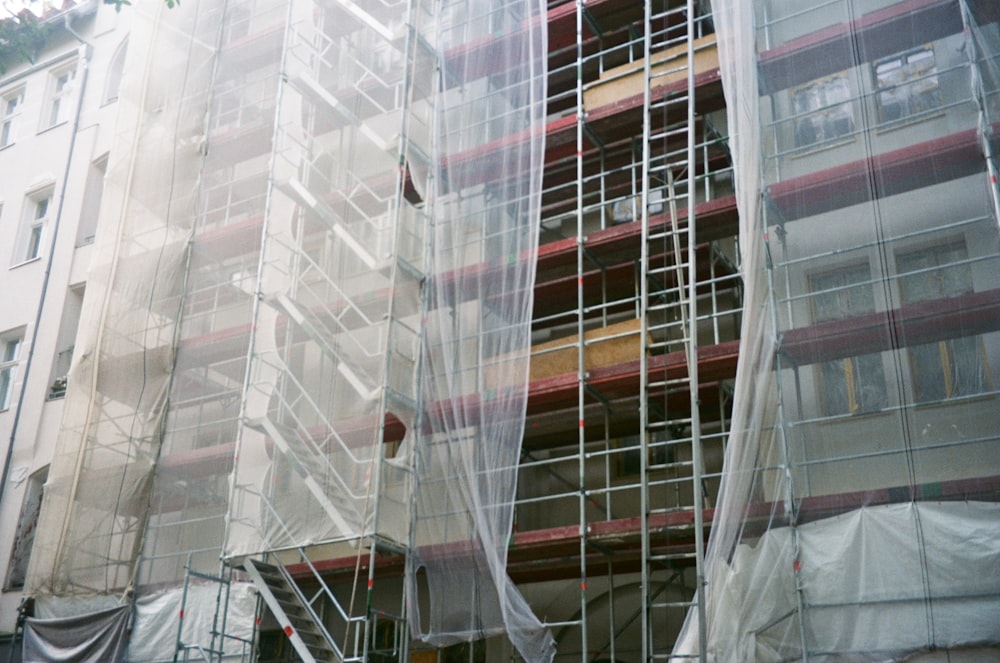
[0,329,25,411]
[615,433,673,479]
[4,466,48,590]
[103,38,128,105]
[13,189,54,265]
[789,70,856,149]
[808,262,888,416]
[42,62,77,130]
[896,239,992,402]
[0,86,24,148]
[873,44,941,125]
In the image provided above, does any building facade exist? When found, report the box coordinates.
[0,0,996,662]
[0,0,129,654]
[674,0,1000,660]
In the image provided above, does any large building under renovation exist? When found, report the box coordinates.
[0,0,997,661]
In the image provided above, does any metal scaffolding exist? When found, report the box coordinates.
[673,0,1000,659]
[27,0,1000,657]
[23,0,743,661]
[523,1,736,661]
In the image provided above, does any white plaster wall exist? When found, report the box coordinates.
[0,2,130,632]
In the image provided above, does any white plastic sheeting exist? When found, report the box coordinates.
[25,0,225,597]
[402,1,554,661]
[216,0,408,554]
[128,582,257,662]
[25,0,551,658]
[675,0,1000,660]
[693,502,1000,661]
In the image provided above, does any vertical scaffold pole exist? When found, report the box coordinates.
[685,1,708,658]
[639,2,652,661]
[575,0,590,656]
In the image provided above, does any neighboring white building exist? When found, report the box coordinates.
[0,0,128,646]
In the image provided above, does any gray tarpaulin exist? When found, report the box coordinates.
[23,606,129,663]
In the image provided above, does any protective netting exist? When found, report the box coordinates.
[25,0,226,597]
[674,0,1000,660]
[222,0,416,555]
[25,0,550,658]
[403,0,554,660]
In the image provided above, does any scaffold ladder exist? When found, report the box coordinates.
[640,0,707,661]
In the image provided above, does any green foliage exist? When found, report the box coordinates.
[0,0,178,71]
[103,0,178,11]
[0,9,51,74]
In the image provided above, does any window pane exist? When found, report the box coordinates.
[49,99,61,126]
[3,339,19,362]
[897,240,988,401]
[875,46,940,123]
[910,342,947,402]
[792,72,854,148]
[947,337,988,398]
[855,353,888,412]
[820,360,851,415]
[27,225,43,260]
[0,367,12,408]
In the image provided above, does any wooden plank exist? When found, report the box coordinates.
[584,34,719,111]
[529,318,646,381]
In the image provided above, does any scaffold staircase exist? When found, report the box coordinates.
[243,558,340,663]
[269,292,382,399]
[641,1,707,660]
[228,0,426,660]
[245,416,366,533]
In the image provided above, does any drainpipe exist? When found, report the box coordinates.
[0,12,93,511]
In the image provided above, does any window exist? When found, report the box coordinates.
[15,192,52,263]
[875,46,941,123]
[0,331,24,410]
[1,87,24,147]
[103,39,128,105]
[44,64,76,129]
[810,264,887,415]
[77,156,107,247]
[4,467,47,590]
[791,71,855,148]
[49,284,85,399]
[897,240,990,401]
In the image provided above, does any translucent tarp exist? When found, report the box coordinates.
[675,0,1000,660]
[26,0,227,597]
[26,0,551,658]
[221,0,416,555]
[402,0,554,660]
[128,582,257,661]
